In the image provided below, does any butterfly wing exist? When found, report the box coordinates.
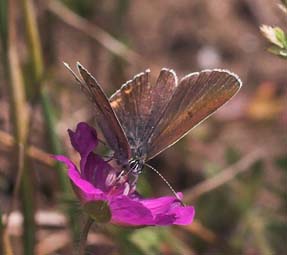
[145,69,242,160]
[65,62,131,165]
[110,69,178,158]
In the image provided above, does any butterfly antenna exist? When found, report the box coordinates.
[144,163,184,205]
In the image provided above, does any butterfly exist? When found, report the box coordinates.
[64,62,242,175]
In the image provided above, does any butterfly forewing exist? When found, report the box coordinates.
[110,69,178,158]
[145,70,242,160]
[76,63,131,165]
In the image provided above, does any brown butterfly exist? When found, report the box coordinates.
[64,62,242,175]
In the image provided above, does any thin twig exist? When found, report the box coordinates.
[0,129,54,166]
[2,231,13,255]
[47,0,141,65]
[36,230,69,255]
[184,149,264,202]
[48,0,166,84]
[36,230,113,255]
[180,219,217,243]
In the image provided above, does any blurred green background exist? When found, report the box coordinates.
[0,0,286,254]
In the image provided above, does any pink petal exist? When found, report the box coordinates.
[109,196,154,226]
[68,122,98,172]
[139,193,182,214]
[169,205,195,225]
[54,155,106,202]
[82,153,111,191]
[139,192,195,226]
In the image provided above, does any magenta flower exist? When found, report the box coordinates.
[55,122,195,226]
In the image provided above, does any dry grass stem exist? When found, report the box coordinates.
[184,149,264,202]
[180,219,217,243]
[0,130,54,166]
[35,230,70,255]
[48,0,141,65]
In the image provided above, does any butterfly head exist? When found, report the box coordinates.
[129,158,145,175]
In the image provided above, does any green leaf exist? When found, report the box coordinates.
[268,47,287,58]
[274,27,287,48]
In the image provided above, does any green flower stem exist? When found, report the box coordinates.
[78,217,94,255]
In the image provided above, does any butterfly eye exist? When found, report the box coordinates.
[128,159,144,174]
[129,159,138,169]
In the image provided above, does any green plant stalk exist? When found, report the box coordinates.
[20,169,36,255]
[77,217,94,255]
[40,88,81,242]
[21,0,80,242]
[7,0,35,254]
[0,0,8,55]
[21,0,70,193]
[21,0,43,82]
[7,21,28,143]
[0,2,14,255]
[40,88,70,191]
